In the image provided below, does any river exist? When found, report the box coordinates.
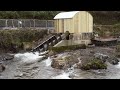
[0,51,120,79]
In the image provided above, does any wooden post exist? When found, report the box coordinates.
[46,20,47,29]
[5,20,8,28]
[18,20,19,28]
[12,19,15,28]
[24,20,25,28]
[34,19,35,28]
[30,20,31,28]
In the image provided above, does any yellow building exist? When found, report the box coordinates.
[54,11,93,45]
[54,11,93,33]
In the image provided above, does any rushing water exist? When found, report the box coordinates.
[14,52,44,63]
[1,51,120,79]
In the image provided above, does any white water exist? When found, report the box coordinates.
[52,72,71,79]
[52,63,78,79]
[44,57,52,67]
[115,62,120,68]
[52,67,76,79]
[4,51,120,79]
[14,52,44,64]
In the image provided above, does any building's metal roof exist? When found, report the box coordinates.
[54,11,79,19]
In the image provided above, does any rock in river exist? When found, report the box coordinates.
[0,64,5,73]
[0,53,14,73]
[94,53,109,62]
[0,54,14,61]
[107,57,119,65]
[51,55,79,69]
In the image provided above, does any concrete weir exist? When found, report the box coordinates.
[54,40,91,47]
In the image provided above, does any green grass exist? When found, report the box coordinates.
[81,58,107,70]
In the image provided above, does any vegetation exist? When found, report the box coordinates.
[49,44,86,53]
[1,11,120,25]
[0,29,48,52]
[0,11,60,19]
[90,11,120,25]
[81,58,107,70]
[94,24,120,37]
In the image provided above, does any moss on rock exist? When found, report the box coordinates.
[49,44,86,54]
[80,58,107,70]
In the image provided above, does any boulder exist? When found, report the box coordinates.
[51,55,79,69]
[0,54,14,61]
[3,54,14,60]
[0,64,5,72]
[51,58,64,69]
[107,57,119,65]
[94,53,109,62]
[80,58,107,70]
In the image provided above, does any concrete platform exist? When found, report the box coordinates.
[54,40,91,47]
[91,38,118,46]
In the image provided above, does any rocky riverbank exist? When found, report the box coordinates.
[0,45,119,79]
[50,46,119,70]
[0,53,14,73]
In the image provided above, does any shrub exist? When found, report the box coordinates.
[0,29,48,52]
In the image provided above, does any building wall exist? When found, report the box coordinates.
[73,11,93,41]
[89,13,93,32]
[55,19,74,33]
[64,19,70,32]
[75,11,93,33]
[55,11,93,34]
[73,13,79,33]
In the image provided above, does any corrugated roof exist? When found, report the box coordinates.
[54,11,79,19]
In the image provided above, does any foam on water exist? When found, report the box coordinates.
[115,62,120,68]
[44,57,52,67]
[52,64,76,79]
[14,52,44,63]
[52,72,71,79]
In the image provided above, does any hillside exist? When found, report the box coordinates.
[89,11,120,25]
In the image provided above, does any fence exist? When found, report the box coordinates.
[0,19,55,30]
